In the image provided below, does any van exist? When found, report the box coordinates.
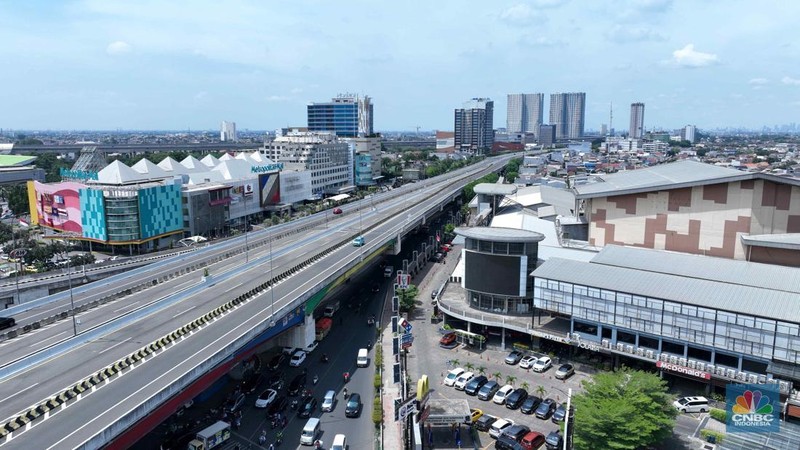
[673,396,709,413]
[357,348,369,367]
[299,417,321,445]
[323,301,340,318]
[331,434,347,450]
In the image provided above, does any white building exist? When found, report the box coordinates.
[221,121,237,142]
[683,125,696,143]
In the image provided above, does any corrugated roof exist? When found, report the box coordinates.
[532,258,800,322]
[0,155,36,167]
[474,183,517,195]
[740,233,800,251]
[590,245,800,294]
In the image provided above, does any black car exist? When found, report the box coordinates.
[267,373,284,390]
[520,396,542,415]
[345,393,362,417]
[535,398,557,419]
[502,424,531,442]
[268,354,285,371]
[494,434,522,450]
[545,431,563,450]
[242,372,265,394]
[505,388,528,410]
[475,414,497,432]
[552,404,567,423]
[267,395,288,417]
[477,380,500,401]
[298,396,318,418]
[288,373,306,396]
[464,375,489,396]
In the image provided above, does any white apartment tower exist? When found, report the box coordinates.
[220,121,237,142]
[629,103,645,139]
[683,125,696,143]
[507,93,544,135]
[549,92,586,140]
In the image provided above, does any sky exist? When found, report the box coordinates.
[1,0,799,132]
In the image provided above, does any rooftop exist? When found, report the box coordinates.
[455,226,545,243]
[0,155,37,167]
[740,233,800,251]
[474,183,517,196]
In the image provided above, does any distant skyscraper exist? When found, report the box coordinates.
[307,94,373,137]
[507,93,544,135]
[454,98,494,155]
[220,121,237,142]
[549,92,585,140]
[538,124,556,147]
[629,102,645,139]
[683,125,696,143]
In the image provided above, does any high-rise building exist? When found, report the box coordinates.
[507,93,544,135]
[220,121,237,142]
[629,103,645,139]
[307,94,373,138]
[454,98,494,155]
[683,125,696,144]
[538,124,556,147]
[549,93,585,140]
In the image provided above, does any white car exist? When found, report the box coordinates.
[488,418,515,439]
[492,385,514,405]
[532,356,552,372]
[519,355,537,369]
[321,390,337,412]
[305,341,320,353]
[281,346,295,355]
[289,350,307,367]
[444,368,465,387]
[254,389,277,408]
[453,371,474,390]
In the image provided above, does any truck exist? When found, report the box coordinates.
[187,421,231,450]
[323,301,340,317]
[315,317,333,341]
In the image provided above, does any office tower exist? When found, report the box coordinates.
[307,94,373,138]
[549,92,586,140]
[220,121,237,142]
[454,98,494,155]
[683,125,696,143]
[507,93,544,135]
[538,124,556,147]
[601,124,608,137]
[629,102,645,139]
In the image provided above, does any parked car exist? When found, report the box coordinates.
[289,349,307,367]
[535,398,557,419]
[493,385,515,405]
[545,431,563,450]
[475,414,497,432]
[439,333,458,348]
[281,346,295,355]
[332,207,343,215]
[254,388,278,408]
[489,418,515,439]
[552,404,567,423]
[505,388,529,410]
[345,393,362,417]
[494,435,522,450]
[321,390,337,412]
[520,396,542,415]
[673,396,710,413]
[519,355,538,369]
[464,375,489,396]
[444,368,464,387]
[532,356,552,373]
[505,350,524,365]
[298,396,318,418]
[224,392,246,414]
[288,373,307,396]
[554,363,574,380]
[305,340,320,353]
[268,354,285,370]
[453,371,474,390]
[469,408,483,423]
[520,431,546,450]
[477,380,500,401]
[267,395,288,417]
[502,424,532,442]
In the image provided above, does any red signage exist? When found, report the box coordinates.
[656,360,711,380]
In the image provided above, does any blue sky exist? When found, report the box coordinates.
[1,0,799,131]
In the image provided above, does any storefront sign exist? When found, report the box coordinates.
[250,163,284,173]
[60,168,98,180]
[656,360,711,380]
[576,341,601,352]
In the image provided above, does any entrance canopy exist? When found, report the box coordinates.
[326,194,350,202]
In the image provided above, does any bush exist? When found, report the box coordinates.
[709,408,727,423]
[700,429,725,444]
[374,374,382,389]
[372,395,383,425]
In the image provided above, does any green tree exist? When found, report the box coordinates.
[6,185,30,216]
[521,381,530,391]
[572,368,677,450]
[398,284,419,311]
[505,375,517,386]
[464,362,475,372]
[535,385,547,398]
[492,371,503,382]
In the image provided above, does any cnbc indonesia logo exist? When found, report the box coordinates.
[728,388,777,431]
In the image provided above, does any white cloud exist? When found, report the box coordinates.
[499,4,545,25]
[748,78,769,85]
[605,25,664,43]
[782,76,800,85]
[194,91,208,101]
[290,87,303,94]
[531,0,568,7]
[266,95,289,102]
[670,44,718,68]
[106,40,131,55]
[518,34,566,47]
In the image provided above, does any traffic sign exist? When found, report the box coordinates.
[400,319,412,333]
[401,333,414,344]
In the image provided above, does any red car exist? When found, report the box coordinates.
[440,333,458,348]
[332,207,343,214]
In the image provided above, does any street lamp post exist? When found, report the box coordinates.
[9,248,27,305]
[268,228,276,327]
[60,231,81,336]
[244,192,249,263]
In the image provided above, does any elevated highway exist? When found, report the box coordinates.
[0,155,513,449]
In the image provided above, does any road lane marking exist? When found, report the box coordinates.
[98,338,132,355]
[0,382,39,404]
[29,331,69,348]
[113,301,140,313]
[173,305,197,318]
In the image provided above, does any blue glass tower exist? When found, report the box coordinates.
[307,94,372,137]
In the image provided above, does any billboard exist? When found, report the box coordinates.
[464,251,526,297]
[28,180,86,234]
[258,173,281,207]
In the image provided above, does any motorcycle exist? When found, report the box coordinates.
[312,374,319,385]
[258,430,267,445]
[343,372,350,383]
[290,399,299,410]
[321,354,329,363]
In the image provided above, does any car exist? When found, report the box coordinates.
[321,390,336,412]
[468,408,483,423]
[288,373,307,396]
[502,424,532,442]
[554,363,574,380]
[545,431,563,450]
[224,392,246,414]
[444,368,465,387]
[464,375,489,396]
[505,388,529,410]
[298,396,318,418]
[242,372,265,394]
[267,395,288,417]
[505,350,524,365]
[345,393,362,417]
[520,431,546,450]
[267,373,284,390]
[352,236,365,247]
[453,371,474,390]
[520,396,542,415]
[268,354,285,370]
[305,340,320,353]
[673,396,709,413]
[477,380,500,401]
[439,333,458,348]
[254,389,278,408]
[552,404,567,423]
[289,350,307,367]
[535,398,557,419]
[532,356,552,373]
[494,434,522,450]
[475,414,497,432]
[371,283,380,293]
[493,384,515,405]
[489,418,515,439]
[433,252,444,262]
[332,207,343,214]
[281,346,295,355]
[519,355,538,369]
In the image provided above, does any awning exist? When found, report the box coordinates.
[327,194,350,202]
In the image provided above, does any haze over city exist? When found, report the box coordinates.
[1,0,799,131]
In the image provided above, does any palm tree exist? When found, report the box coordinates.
[505,375,517,386]
[521,381,530,391]
[464,362,475,372]
[450,359,460,368]
[492,372,503,382]
[477,365,487,376]
[535,385,547,398]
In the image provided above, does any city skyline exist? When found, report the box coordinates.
[1,1,799,131]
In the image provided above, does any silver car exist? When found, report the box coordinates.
[321,390,337,412]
